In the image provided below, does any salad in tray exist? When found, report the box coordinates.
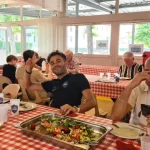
[29,115,102,144]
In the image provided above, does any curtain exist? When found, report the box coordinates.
[38,19,54,58]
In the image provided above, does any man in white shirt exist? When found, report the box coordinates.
[111,58,150,126]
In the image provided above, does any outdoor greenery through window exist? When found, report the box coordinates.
[119,23,150,55]
[25,26,38,51]
[67,25,111,55]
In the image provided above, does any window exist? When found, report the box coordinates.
[23,6,56,20]
[70,36,72,42]
[0,28,7,64]
[67,26,75,53]
[0,7,20,22]
[25,26,38,51]
[119,23,150,55]
[67,25,111,55]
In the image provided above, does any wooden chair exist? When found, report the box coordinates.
[82,95,108,118]
[0,76,12,92]
[18,79,50,104]
[2,84,22,99]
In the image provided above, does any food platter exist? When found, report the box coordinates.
[15,113,112,150]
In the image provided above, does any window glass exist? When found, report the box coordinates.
[67,26,75,53]
[67,25,111,55]
[0,7,20,22]
[25,26,38,51]
[119,23,150,55]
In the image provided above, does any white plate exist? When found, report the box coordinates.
[0,121,3,128]
[110,122,146,139]
[120,77,131,80]
[98,78,115,83]
[19,102,37,111]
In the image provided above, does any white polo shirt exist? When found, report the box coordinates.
[129,81,150,126]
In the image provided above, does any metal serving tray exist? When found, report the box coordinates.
[15,113,112,150]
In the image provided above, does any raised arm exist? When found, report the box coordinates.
[24,53,45,92]
[111,71,150,121]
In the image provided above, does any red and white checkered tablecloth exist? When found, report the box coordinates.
[79,65,119,76]
[85,75,130,98]
[0,105,140,150]
[0,69,2,75]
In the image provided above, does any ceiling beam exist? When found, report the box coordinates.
[95,0,115,2]
[72,0,113,13]
[118,2,150,9]
[68,3,75,6]
[69,9,100,13]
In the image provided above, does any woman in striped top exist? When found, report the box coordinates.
[119,52,143,79]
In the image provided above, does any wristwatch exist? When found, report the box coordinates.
[73,106,80,113]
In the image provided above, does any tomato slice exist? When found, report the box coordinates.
[53,128,62,135]
[31,124,36,130]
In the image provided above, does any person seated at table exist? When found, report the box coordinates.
[111,58,150,126]
[119,52,143,79]
[35,52,47,69]
[24,50,96,115]
[16,50,49,100]
[3,55,18,83]
[63,49,80,73]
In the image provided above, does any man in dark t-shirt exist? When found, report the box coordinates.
[3,55,18,83]
[24,50,96,115]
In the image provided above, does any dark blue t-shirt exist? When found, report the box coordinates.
[41,73,90,108]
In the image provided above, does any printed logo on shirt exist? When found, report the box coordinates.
[62,81,68,88]
[52,86,57,91]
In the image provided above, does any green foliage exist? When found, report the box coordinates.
[84,25,98,37]
[0,40,33,53]
[0,15,20,22]
[135,24,150,48]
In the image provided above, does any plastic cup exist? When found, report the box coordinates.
[106,73,111,79]
[10,99,20,116]
[0,104,9,122]
[100,72,104,78]
[141,136,150,150]
[0,93,4,104]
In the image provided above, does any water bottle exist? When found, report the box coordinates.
[42,60,46,73]
[114,73,120,83]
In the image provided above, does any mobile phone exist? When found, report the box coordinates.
[141,104,150,116]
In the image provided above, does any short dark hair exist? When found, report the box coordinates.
[23,50,34,62]
[47,50,66,62]
[6,55,18,63]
